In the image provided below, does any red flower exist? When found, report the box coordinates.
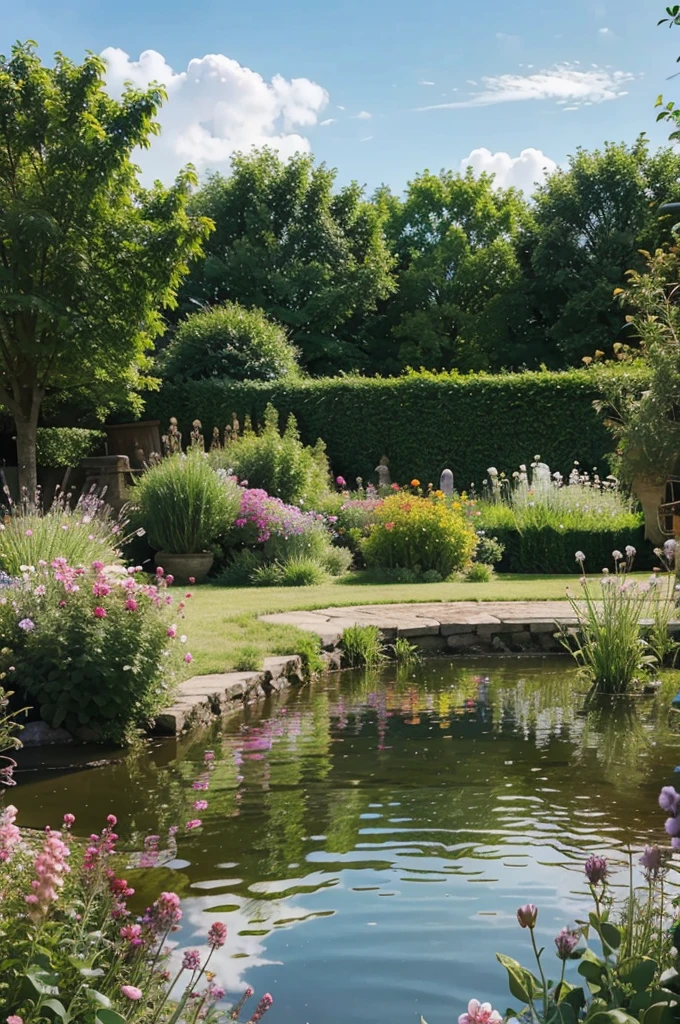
[93,606,107,619]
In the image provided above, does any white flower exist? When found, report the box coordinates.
[612,550,623,561]
[625,545,636,558]
[575,551,586,562]
[180,635,187,643]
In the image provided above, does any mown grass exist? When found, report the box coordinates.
[180,572,582,676]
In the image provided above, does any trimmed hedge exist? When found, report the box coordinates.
[36,428,106,469]
[492,524,652,574]
[148,367,648,489]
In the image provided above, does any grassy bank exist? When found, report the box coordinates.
[181,572,579,676]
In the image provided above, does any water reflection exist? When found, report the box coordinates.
[13,658,680,1024]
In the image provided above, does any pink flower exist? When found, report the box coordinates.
[121,985,143,1001]
[92,561,104,571]
[185,819,202,830]
[516,904,538,929]
[92,582,110,597]
[167,625,177,638]
[93,606,107,619]
[34,585,46,597]
[193,800,208,811]
[184,653,193,663]
[143,891,182,934]
[384,521,395,531]
[0,805,21,863]
[156,567,165,577]
[458,1000,502,1024]
[24,529,33,537]
[336,476,346,487]
[182,949,201,971]
[192,780,209,791]
[204,750,215,762]
[7,1016,23,1024]
[26,828,71,921]
[189,576,195,584]
[107,814,117,826]
[208,921,227,949]
[120,923,143,946]
[63,813,75,828]
[125,598,138,611]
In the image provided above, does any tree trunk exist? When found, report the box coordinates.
[12,391,42,503]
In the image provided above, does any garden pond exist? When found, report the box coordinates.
[13,657,680,1024]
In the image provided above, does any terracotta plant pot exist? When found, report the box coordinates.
[155,551,214,583]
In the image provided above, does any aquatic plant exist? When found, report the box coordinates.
[459,786,680,1024]
[560,548,674,694]
[340,624,385,668]
[392,636,420,664]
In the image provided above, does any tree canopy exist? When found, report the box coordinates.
[0,41,211,491]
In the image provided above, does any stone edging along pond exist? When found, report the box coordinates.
[154,600,585,737]
[157,599,680,737]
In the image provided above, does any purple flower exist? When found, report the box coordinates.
[640,845,663,879]
[665,816,680,838]
[555,927,580,960]
[18,618,35,631]
[208,921,227,949]
[516,904,538,929]
[182,949,201,971]
[659,786,680,815]
[584,855,608,885]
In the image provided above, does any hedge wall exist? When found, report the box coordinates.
[149,367,648,489]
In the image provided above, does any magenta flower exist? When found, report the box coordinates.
[182,949,201,971]
[121,985,143,1001]
[120,923,144,946]
[156,566,164,577]
[124,598,138,611]
[185,818,202,829]
[193,780,209,791]
[516,904,538,929]
[63,813,75,828]
[92,561,104,571]
[93,606,107,619]
[208,921,227,949]
[92,582,110,597]
[555,927,580,960]
[184,652,193,663]
[659,786,680,815]
[336,476,346,487]
[584,854,608,885]
[193,800,208,811]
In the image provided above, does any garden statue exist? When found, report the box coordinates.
[487,466,501,502]
[375,456,391,488]
[440,468,454,496]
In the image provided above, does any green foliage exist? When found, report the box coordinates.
[264,518,350,576]
[361,493,477,577]
[391,636,420,663]
[0,42,211,493]
[369,169,538,373]
[35,428,105,469]
[215,548,265,586]
[0,492,127,577]
[151,366,648,491]
[465,561,493,582]
[340,624,385,668]
[211,403,330,505]
[251,556,328,587]
[179,149,395,374]
[596,248,680,483]
[528,137,680,364]
[474,533,505,566]
[132,452,240,554]
[233,645,262,671]
[0,564,184,742]
[162,301,300,383]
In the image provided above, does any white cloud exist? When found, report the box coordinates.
[417,62,637,111]
[418,80,436,86]
[319,117,336,126]
[352,110,372,119]
[599,26,612,35]
[101,47,329,182]
[460,147,557,193]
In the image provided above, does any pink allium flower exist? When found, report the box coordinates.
[121,985,143,1001]
[167,625,177,638]
[107,814,117,827]
[208,921,227,949]
[458,1000,502,1024]
[93,606,107,619]
[185,819,202,830]
[63,813,75,828]
[193,800,208,811]
[584,854,608,885]
[182,949,201,971]
[166,574,175,585]
[125,598,138,611]
[184,653,193,663]
[336,476,346,487]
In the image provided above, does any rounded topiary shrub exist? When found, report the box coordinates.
[162,302,300,382]
[361,494,477,577]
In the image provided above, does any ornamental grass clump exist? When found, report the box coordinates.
[0,490,131,577]
[0,562,190,743]
[361,493,477,578]
[0,806,272,1023]
[560,547,676,694]
[454,787,680,1024]
[133,451,241,554]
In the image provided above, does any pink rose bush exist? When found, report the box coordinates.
[0,561,190,743]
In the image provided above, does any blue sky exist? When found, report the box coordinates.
[0,0,678,193]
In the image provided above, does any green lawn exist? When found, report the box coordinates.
[181,572,580,676]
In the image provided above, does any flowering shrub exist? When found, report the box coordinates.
[0,805,271,1023]
[0,562,189,743]
[361,493,477,578]
[210,404,329,506]
[0,491,130,578]
[458,787,680,1024]
[561,547,677,694]
[133,452,241,554]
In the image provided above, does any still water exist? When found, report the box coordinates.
[13,658,680,1024]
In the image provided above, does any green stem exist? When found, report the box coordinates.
[530,928,550,1019]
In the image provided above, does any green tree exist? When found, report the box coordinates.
[364,169,537,373]
[0,42,211,494]
[528,137,680,365]
[162,301,300,382]
[179,149,395,375]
